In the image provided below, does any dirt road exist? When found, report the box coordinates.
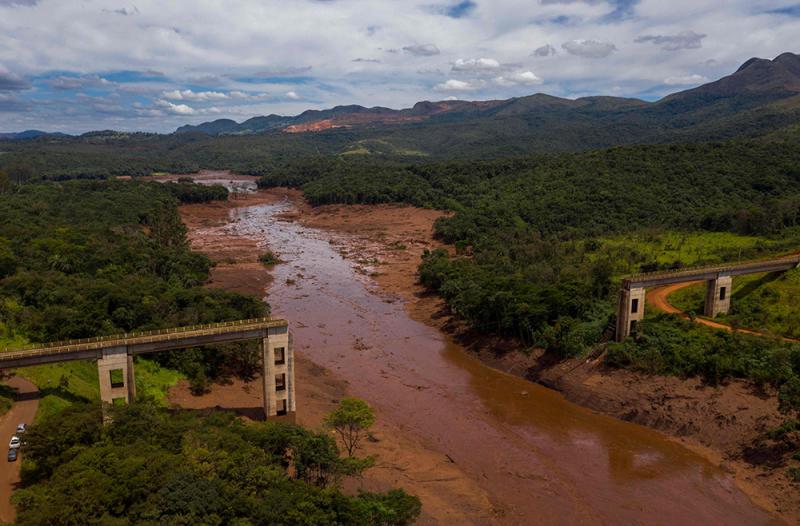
[647,282,800,342]
[0,375,40,523]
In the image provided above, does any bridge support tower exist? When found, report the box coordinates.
[261,324,296,420]
[704,274,732,318]
[98,345,136,421]
[616,286,646,342]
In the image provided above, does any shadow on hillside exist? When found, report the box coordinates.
[36,386,91,404]
[732,271,783,302]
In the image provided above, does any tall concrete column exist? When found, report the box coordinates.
[97,345,135,421]
[704,274,732,318]
[261,324,293,420]
[616,286,646,342]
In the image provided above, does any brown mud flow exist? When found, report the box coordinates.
[224,200,782,524]
[179,175,783,525]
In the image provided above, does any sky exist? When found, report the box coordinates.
[0,0,798,133]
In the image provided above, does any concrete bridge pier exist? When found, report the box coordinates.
[261,325,295,420]
[704,274,732,318]
[616,286,646,342]
[98,345,135,420]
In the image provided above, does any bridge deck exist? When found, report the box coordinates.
[0,318,287,369]
[623,255,800,289]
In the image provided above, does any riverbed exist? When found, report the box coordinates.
[173,173,783,525]
[166,172,780,524]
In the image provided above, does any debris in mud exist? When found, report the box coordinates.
[353,337,372,351]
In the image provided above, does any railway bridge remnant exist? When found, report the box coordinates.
[616,255,800,341]
[0,318,295,421]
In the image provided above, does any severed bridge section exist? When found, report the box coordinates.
[617,254,800,341]
[0,318,295,420]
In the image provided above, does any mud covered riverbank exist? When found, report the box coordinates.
[170,172,790,525]
[298,199,799,524]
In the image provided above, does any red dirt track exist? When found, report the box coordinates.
[647,282,800,342]
[0,376,39,523]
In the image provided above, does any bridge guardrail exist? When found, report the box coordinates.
[0,317,285,361]
[624,254,800,283]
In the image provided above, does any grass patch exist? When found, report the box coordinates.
[669,269,800,339]
[133,359,184,404]
[595,230,799,278]
[17,358,184,422]
[767,420,800,440]
[18,361,100,423]
[258,251,283,266]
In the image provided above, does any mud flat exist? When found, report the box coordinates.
[300,200,799,525]
[172,176,787,525]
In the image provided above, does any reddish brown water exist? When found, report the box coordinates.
[206,195,780,525]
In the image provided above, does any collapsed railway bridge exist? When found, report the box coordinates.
[0,318,295,420]
[616,254,800,341]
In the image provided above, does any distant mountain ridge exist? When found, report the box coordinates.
[0,130,71,140]
[176,52,800,140]
[3,53,799,158]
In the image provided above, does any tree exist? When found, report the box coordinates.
[324,398,375,457]
[8,164,33,185]
[0,169,10,194]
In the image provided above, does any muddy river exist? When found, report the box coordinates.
[188,175,780,525]
[170,171,781,525]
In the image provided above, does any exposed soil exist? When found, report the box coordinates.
[180,184,284,298]
[298,202,800,524]
[0,375,40,523]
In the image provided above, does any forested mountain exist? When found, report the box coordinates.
[0,130,70,141]
[1,53,798,175]
[172,52,800,156]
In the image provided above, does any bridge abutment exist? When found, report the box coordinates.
[97,345,135,420]
[0,318,296,423]
[704,274,732,318]
[261,325,295,420]
[616,286,646,342]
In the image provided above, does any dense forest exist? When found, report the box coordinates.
[0,180,264,390]
[12,401,419,525]
[257,141,800,412]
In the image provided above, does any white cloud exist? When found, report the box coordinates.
[452,57,502,72]
[156,99,197,115]
[285,91,301,100]
[162,89,229,101]
[663,74,708,85]
[434,79,482,91]
[494,70,543,86]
